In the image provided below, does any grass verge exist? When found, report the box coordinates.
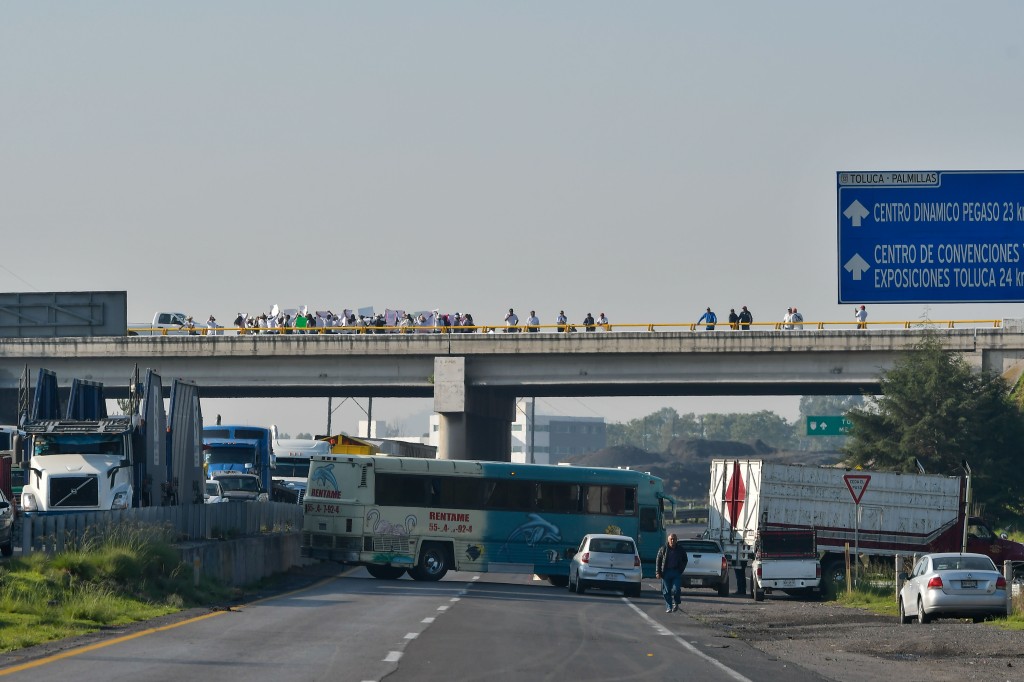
[0,522,232,653]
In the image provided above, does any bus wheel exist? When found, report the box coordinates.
[410,543,450,581]
[365,565,406,580]
[546,575,569,588]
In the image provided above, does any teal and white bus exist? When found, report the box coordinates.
[301,455,670,583]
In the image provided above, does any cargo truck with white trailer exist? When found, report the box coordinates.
[707,459,1024,595]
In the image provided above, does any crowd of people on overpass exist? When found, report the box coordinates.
[182,303,871,335]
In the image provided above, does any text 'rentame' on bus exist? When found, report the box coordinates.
[301,454,671,584]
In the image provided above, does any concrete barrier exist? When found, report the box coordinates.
[177,531,303,587]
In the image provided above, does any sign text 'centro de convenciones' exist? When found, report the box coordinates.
[837,170,1024,303]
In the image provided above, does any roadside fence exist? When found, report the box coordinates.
[18,501,303,556]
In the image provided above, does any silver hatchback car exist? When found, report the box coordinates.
[567,533,642,597]
[899,552,1007,624]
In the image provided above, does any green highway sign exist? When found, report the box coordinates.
[806,415,852,436]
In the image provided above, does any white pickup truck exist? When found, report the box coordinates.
[750,529,821,601]
[127,312,196,336]
[679,538,730,597]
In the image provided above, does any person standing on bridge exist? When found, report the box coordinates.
[737,306,753,330]
[782,307,794,330]
[526,310,540,332]
[855,305,868,329]
[583,312,596,331]
[697,307,717,331]
[597,312,609,330]
[556,310,568,333]
[504,308,519,332]
[656,533,688,613]
[728,308,738,330]
[791,306,804,330]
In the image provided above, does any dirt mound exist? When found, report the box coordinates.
[566,444,663,468]
[666,438,776,463]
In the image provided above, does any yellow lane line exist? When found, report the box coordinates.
[0,570,349,676]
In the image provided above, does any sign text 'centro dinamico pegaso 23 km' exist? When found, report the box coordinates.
[837,170,1024,303]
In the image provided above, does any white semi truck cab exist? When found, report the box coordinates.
[19,417,137,515]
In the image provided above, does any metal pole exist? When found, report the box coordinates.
[529,398,536,464]
[366,397,372,438]
[854,503,860,587]
[961,461,972,553]
[327,396,332,437]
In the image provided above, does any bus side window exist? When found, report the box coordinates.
[377,474,428,506]
[483,480,533,511]
[537,482,580,513]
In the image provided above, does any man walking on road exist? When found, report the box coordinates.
[655,533,688,613]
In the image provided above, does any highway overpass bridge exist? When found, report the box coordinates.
[2,323,1023,460]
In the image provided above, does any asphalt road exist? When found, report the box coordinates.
[0,565,826,682]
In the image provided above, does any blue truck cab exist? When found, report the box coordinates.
[202,425,274,493]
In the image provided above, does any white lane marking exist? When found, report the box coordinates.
[383,651,402,663]
[404,632,418,640]
[421,617,435,624]
[622,599,753,682]
[450,597,460,602]
[472,575,480,580]
[437,605,449,611]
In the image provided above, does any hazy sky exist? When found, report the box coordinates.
[4,3,1024,436]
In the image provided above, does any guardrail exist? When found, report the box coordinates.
[18,502,303,556]
[127,319,1005,336]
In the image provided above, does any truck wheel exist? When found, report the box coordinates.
[409,542,450,581]
[0,542,11,558]
[750,575,764,602]
[365,564,406,580]
[717,577,730,597]
[821,560,846,599]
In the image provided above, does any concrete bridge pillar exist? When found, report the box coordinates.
[0,389,17,425]
[433,357,514,461]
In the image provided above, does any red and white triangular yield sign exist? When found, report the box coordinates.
[843,474,871,504]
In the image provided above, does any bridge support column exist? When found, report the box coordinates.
[0,389,16,425]
[433,357,515,461]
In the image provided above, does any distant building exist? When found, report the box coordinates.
[428,399,606,465]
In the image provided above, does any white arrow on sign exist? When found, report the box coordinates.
[844,200,869,227]
[844,254,870,280]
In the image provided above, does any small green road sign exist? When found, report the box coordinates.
[806,415,852,436]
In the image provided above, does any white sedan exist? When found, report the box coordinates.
[567,533,642,597]
[899,552,1007,624]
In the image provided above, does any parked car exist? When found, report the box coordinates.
[678,538,730,597]
[204,479,226,504]
[212,473,269,502]
[0,488,13,557]
[898,552,1007,624]
[567,534,642,597]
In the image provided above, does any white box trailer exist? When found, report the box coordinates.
[706,459,1024,593]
